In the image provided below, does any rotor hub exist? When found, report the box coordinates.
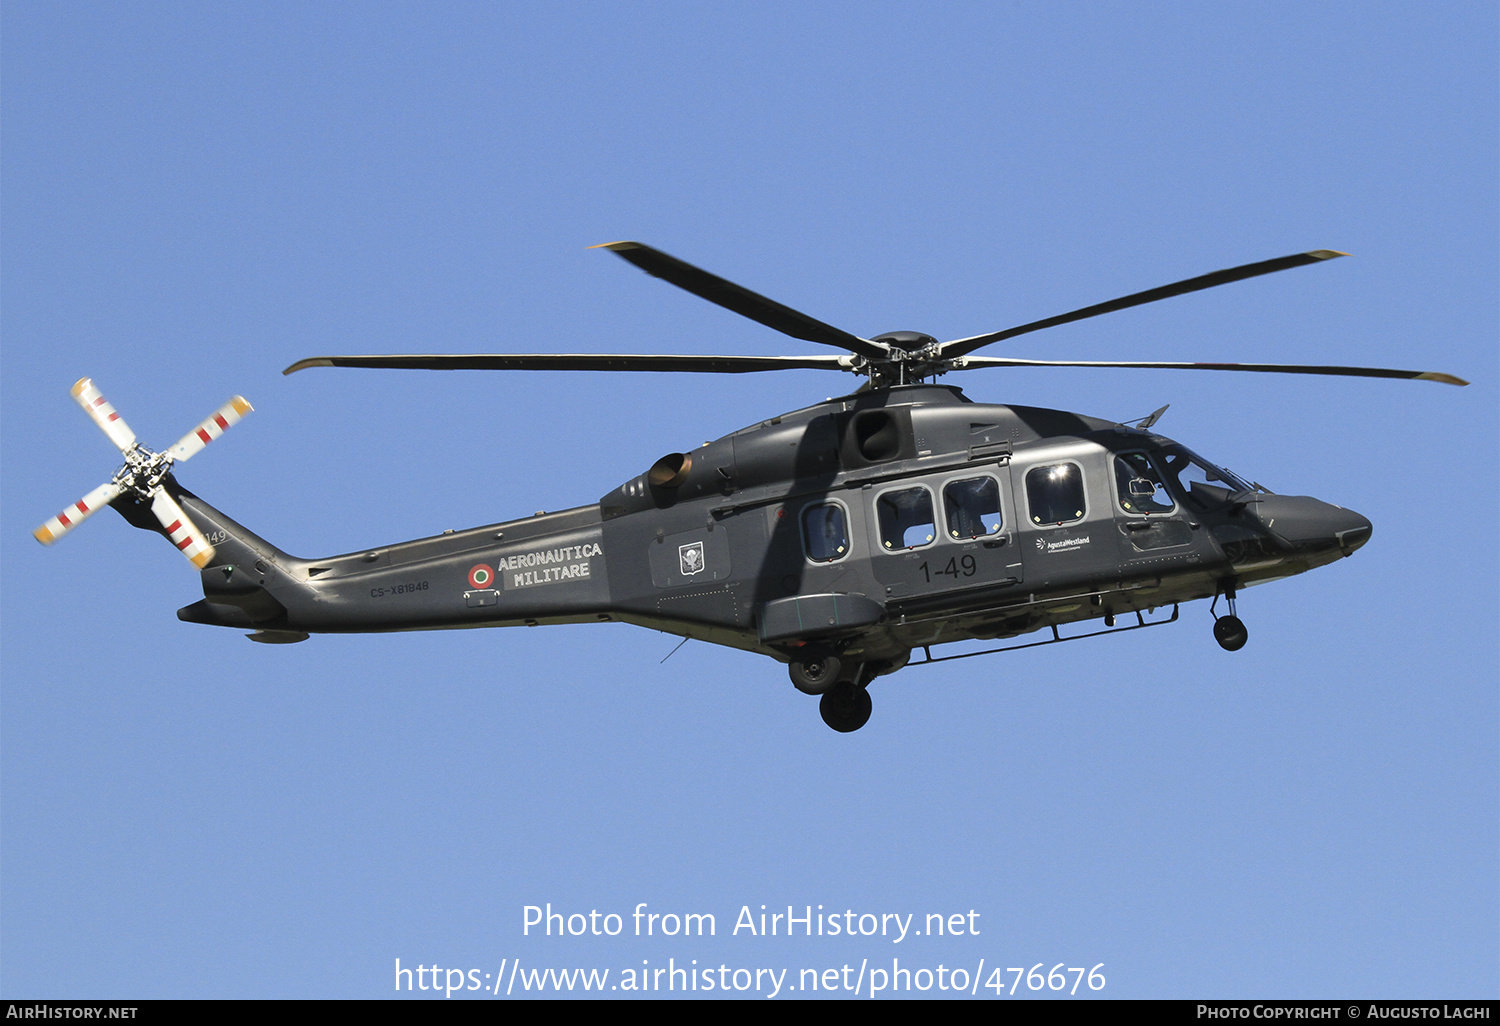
[112,444,175,501]
[866,332,950,386]
[871,330,939,353]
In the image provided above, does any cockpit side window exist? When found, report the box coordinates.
[802,502,849,562]
[944,476,1003,538]
[1159,445,1250,510]
[876,486,936,550]
[1025,462,1086,526]
[1114,452,1175,515]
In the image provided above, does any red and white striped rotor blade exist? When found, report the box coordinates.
[33,481,126,545]
[70,378,138,452]
[165,396,253,463]
[150,490,216,568]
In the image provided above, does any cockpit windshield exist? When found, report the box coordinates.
[1156,444,1254,508]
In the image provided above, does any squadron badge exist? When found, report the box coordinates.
[679,541,705,576]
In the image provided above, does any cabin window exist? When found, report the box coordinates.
[802,502,850,562]
[876,487,936,550]
[1026,462,1086,526]
[1113,452,1175,515]
[944,476,1003,538]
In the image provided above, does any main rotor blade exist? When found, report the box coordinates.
[284,353,851,375]
[165,396,254,463]
[150,490,216,568]
[33,481,126,545]
[941,250,1348,359]
[593,241,890,361]
[952,355,1469,385]
[70,377,138,452]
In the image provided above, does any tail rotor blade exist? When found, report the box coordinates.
[71,378,138,452]
[165,396,254,463]
[150,491,216,568]
[33,482,126,545]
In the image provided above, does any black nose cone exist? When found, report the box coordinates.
[1334,508,1373,554]
[1253,495,1372,556]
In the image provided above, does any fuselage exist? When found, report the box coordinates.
[170,384,1371,665]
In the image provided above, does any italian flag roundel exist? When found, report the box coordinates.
[468,564,494,589]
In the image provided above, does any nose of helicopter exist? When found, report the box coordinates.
[1252,494,1372,556]
[1333,507,1373,554]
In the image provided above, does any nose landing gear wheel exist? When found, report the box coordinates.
[1211,583,1249,651]
[819,681,872,733]
[1213,614,1248,651]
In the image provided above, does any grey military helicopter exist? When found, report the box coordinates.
[36,243,1466,731]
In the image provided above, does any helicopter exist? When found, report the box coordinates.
[35,242,1467,732]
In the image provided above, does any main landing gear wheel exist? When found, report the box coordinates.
[819,682,872,733]
[1213,615,1248,651]
[789,654,842,695]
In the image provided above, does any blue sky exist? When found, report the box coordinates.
[3,2,1495,999]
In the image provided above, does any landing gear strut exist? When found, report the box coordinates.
[1211,585,1249,651]
[819,680,872,733]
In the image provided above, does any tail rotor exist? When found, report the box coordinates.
[35,378,252,568]
[149,489,216,567]
[33,480,127,545]
[70,376,138,452]
[165,395,254,462]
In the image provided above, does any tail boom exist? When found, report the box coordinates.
[155,491,614,640]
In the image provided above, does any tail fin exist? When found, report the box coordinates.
[132,481,312,642]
